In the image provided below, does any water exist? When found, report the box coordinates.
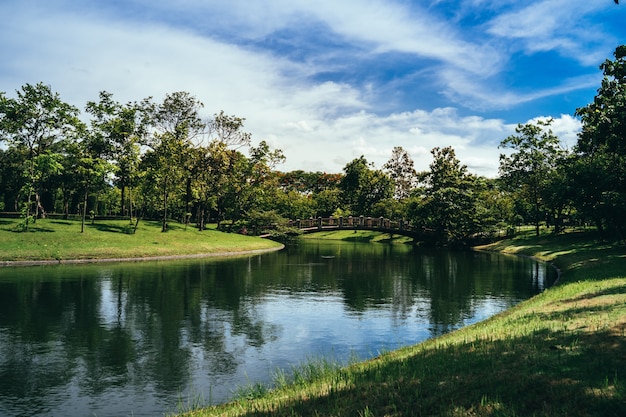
[0,240,556,416]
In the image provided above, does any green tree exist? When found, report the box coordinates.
[207,110,252,148]
[192,112,257,229]
[313,188,343,217]
[499,118,566,236]
[0,83,80,228]
[383,146,417,200]
[339,156,393,215]
[67,131,114,232]
[574,45,626,239]
[148,92,205,232]
[408,147,480,245]
[86,92,152,220]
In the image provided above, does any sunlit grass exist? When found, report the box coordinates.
[179,228,626,417]
[301,229,414,244]
[0,218,282,263]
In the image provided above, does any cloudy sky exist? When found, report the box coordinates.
[1,1,624,176]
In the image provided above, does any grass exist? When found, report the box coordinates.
[0,217,283,263]
[178,228,626,417]
[301,229,414,244]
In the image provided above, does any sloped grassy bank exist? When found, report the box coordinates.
[0,218,283,265]
[180,230,626,417]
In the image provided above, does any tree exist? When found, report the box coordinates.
[383,146,417,200]
[149,92,206,232]
[574,45,626,239]
[65,129,114,232]
[407,147,480,245]
[190,112,258,229]
[207,111,252,148]
[224,140,285,223]
[86,92,152,220]
[339,156,393,215]
[498,118,565,236]
[0,83,80,228]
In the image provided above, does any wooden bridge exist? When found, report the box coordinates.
[285,216,427,239]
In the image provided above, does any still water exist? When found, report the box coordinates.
[0,240,556,417]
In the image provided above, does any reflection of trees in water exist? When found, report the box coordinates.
[286,241,553,337]
[0,244,552,415]
[0,260,282,413]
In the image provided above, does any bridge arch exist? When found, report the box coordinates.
[288,216,425,239]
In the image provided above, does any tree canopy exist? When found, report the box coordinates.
[1,45,626,244]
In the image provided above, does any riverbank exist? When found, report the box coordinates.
[0,218,283,265]
[180,228,626,417]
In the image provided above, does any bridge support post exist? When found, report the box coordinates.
[339,217,344,229]
[317,217,323,230]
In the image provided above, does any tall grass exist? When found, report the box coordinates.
[180,229,626,417]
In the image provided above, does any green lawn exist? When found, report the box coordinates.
[180,229,626,417]
[301,229,414,244]
[0,218,283,263]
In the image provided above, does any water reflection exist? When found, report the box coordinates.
[0,241,555,417]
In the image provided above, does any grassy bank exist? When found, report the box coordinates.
[300,229,414,244]
[0,218,283,264]
[180,229,626,417]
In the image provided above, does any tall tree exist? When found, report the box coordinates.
[499,118,565,236]
[86,92,152,219]
[408,147,480,245]
[0,83,79,227]
[339,156,393,215]
[383,146,417,200]
[149,92,206,232]
[574,45,626,239]
[65,126,114,232]
[190,111,256,229]
[207,110,252,148]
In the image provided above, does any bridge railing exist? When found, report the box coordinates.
[288,216,419,234]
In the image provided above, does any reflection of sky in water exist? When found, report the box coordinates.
[0,243,555,417]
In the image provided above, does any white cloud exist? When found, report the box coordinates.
[486,0,617,65]
[0,0,613,181]
[526,114,581,150]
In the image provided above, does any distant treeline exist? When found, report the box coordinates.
[1,45,625,244]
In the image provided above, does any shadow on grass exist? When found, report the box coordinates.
[216,273,626,417]
[10,227,55,233]
[88,223,135,234]
[227,327,626,417]
[50,220,73,226]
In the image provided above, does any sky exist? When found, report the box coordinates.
[1,0,625,177]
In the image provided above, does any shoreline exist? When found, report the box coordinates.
[0,244,285,268]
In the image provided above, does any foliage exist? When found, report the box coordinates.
[0,82,80,227]
[244,209,302,242]
[574,45,626,240]
[339,156,393,216]
[382,146,417,200]
[499,118,568,236]
[407,147,482,245]
[2,50,626,247]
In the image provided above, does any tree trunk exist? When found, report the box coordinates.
[161,177,168,232]
[120,184,126,217]
[81,190,88,233]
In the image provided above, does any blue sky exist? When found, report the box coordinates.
[1,0,624,176]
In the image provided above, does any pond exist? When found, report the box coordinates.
[0,239,556,417]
